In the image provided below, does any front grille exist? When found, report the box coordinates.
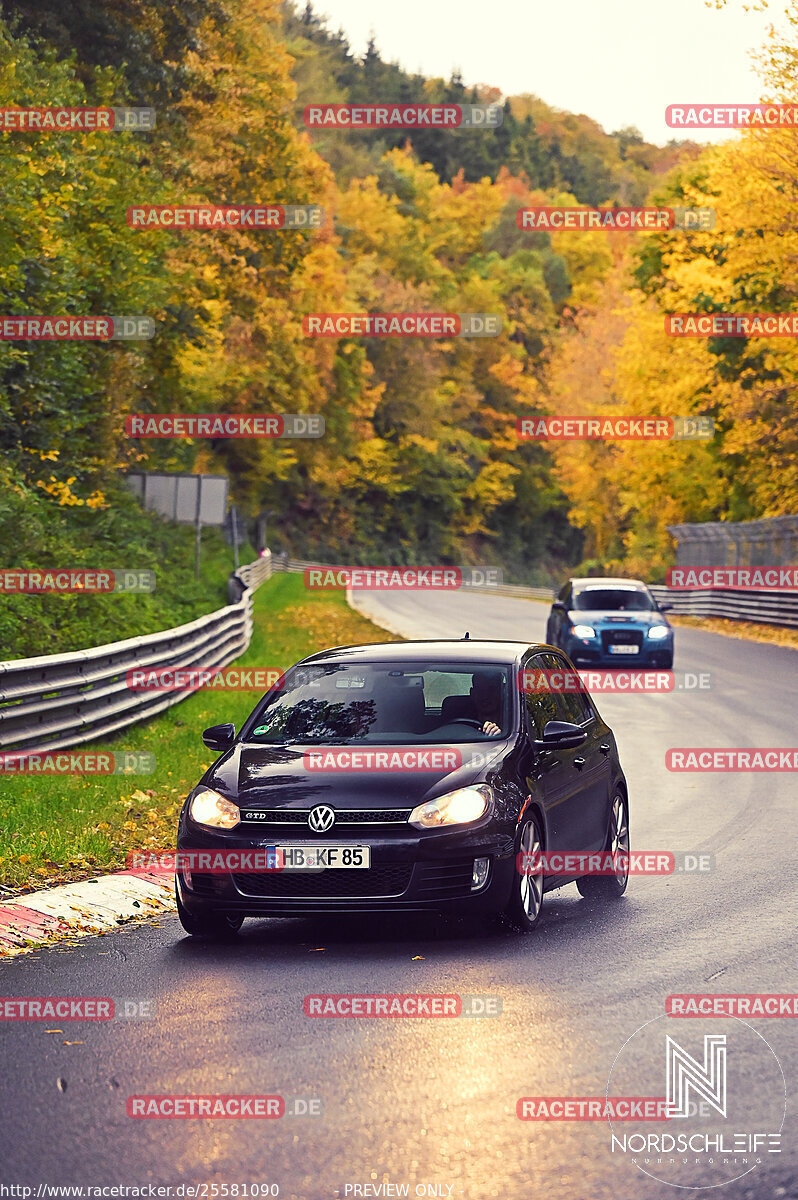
[414,859,475,900]
[600,629,644,652]
[239,808,412,827]
[232,863,413,899]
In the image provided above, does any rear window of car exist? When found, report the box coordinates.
[244,661,513,744]
[572,587,654,611]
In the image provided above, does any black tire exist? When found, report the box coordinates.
[658,652,674,668]
[175,884,244,939]
[576,791,629,901]
[503,813,545,933]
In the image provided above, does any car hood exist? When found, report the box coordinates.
[202,740,509,811]
[568,608,668,626]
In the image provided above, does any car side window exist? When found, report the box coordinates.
[523,654,561,738]
[543,651,595,724]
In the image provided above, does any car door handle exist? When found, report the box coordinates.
[599,743,611,756]
[573,756,586,770]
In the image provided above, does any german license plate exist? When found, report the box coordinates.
[267,845,370,869]
[609,644,639,654]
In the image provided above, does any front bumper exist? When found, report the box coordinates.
[176,824,517,917]
[564,632,673,666]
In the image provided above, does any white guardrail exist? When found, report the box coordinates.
[2,551,795,754]
[0,553,273,754]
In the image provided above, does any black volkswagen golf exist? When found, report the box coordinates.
[175,640,630,938]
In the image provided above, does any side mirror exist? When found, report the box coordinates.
[551,600,566,611]
[535,720,587,751]
[658,602,673,613]
[202,722,236,752]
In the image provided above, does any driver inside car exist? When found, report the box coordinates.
[471,670,503,737]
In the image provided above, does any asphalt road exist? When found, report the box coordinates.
[1,591,797,1199]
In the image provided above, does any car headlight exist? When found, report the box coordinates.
[570,624,596,638]
[647,625,670,640]
[189,788,240,829]
[409,784,492,830]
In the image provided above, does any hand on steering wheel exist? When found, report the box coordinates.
[449,718,501,736]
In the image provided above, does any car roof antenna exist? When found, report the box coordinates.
[463,631,470,639]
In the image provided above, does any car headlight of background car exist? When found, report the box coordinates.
[570,624,596,639]
[409,784,492,830]
[189,788,240,829]
[647,625,671,640]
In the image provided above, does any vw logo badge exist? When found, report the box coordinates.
[308,804,335,832]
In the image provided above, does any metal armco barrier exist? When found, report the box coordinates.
[649,584,798,628]
[0,553,272,754]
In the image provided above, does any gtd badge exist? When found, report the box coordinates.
[308,805,335,832]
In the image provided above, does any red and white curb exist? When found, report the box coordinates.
[0,868,175,956]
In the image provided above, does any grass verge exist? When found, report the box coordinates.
[0,575,398,894]
[0,483,251,659]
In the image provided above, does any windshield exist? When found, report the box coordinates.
[245,662,513,744]
[572,587,655,612]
